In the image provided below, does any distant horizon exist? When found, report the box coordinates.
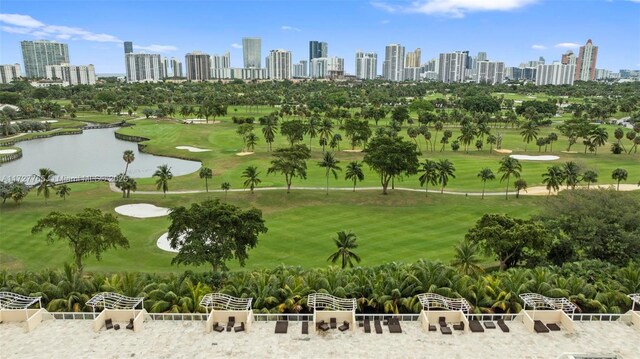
[1,0,639,75]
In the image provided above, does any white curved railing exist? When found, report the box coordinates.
[199,293,252,311]
[519,293,577,314]
[307,293,356,312]
[417,293,471,314]
[86,292,144,311]
[0,292,42,310]
[629,293,640,311]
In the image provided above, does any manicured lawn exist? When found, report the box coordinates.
[0,182,543,273]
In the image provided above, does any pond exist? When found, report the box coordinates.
[0,128,201,182]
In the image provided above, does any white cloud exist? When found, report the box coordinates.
[531,44,546,50]
[135,44,178,52]
[372,0,538,18]
[231,43,242,49]
[555,42,580,48]
[281,25,301,31]
[0,14,44,28]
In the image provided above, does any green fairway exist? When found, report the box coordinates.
[0,182,543,273]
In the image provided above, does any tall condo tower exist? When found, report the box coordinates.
[242,37,262,68]
[383,43,405,81]
[21,40,69,78]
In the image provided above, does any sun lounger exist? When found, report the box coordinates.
[364,318,371,333]
[439,317,447,327]
[534,320,549,333]
[546,323,561,331]
[275,321,288,334]
[213,322,225,332]
[440,326,452,335]
[484,321,496,329]
[428,324,437,331]
[330,317,337,329]
[114,324,120,330]
[374,320,383,334]
[389,323,402,333]
[469,320,484,333]
[234,322,245,332]
[302,321,309,334]
[317,320,330,331]
[105,318,113,330]
[227,316,236,332]
[453,322,464,331]
[339,321,350,332]
[497,319,509,332]
[126,318,134,330]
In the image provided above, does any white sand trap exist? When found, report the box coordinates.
[236,152,255,156]
[561,150,578,154]
[41,120,58,123]
[157,232,184,253]
[0,149,18,154]
[175,146,211,152]
[115,204,170,218]
[494,149,513,154]
[510,154,559,161]
[184,119,221,124]
[343,149,363,153]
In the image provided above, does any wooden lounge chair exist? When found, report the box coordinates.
[275,321,288,334]
[388,322,402,333]
[317,320,330,331]
[302,321,309,334]
[534,320,549,333]
[438,317,447,327]
[126,318,134,330]
[330,317,337,329]
[374,320,383,334]
[234,322,245,332]
[338,321,350,332]
[113,324,120,330]
[546,323,561,331]
[469,320,484,333]
[452,322,464,331]
[227,316,236,332]
[440,326,452,335]
[497,319,509,332]
[213,322,225,332]
[364,318,371,333]
[484,321,496,329]
[428,324,437,332]
[105,318,113,330]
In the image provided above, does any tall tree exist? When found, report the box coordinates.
[267,144,311,193]
[122,150,135,176]
[153,164,173,197]
[363,136,420,195]
[611,168,628,190]
[167,199,267,272]
[498,157,522,200]
[55,185,71,201]
[242,165,261,193]
[327,230,361,269]
[563,161,581,189]
[436,159,456,194]
[221,182,230,200]
[418,160,438,197]
[199,166,213,193]
[583,170,598,189]
[542,165,565,197]
[32,208,129,274]
[35,168,57,203]
[317,152,342,195]
[519,121,539,152]
[457,123,476,153]
[280,120,306,147]
[477,168,496,199]
[261,119,278,152]
[514,179,528,198]
[450,240,483,276]
[590,127,608,155]
[344,161,365,192]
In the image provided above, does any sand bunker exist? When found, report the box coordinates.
[0,149,18,154]
[156,232,184,253]
[343,149,363,153]
[494,149,513,154]
[236,152,255,156]
[114,204,170,218]
[41,120,58,123]
[175,146,211,152]
[183,119,221,124]
[510,154,559,161]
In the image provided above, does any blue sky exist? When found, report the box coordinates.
[1,0,639,75]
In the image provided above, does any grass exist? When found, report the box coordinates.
[0,182,543,273]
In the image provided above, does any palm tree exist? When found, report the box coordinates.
[583,170,598,189]
[221,181,230,200]
[477,168,495,199]
[330,133,342,151]
[317,152,342,195]
[418,160,438,197]
[307,117,319,150]
[519,121,539,152]
[547,132,558,152]
[327,231,361,269]
[611,168,628,190]
[433,121,443,152]
[542,165,564,197]
[35,168,57,203]
[153,164,173,197]
[246,133,258,152]
[457,123,476,153]
[590,127,608,155]
[261,121,278,152]
[55,184,71,200]
[122,150,135,176]
[436,159,456,194]
[242,166,261,193]
[514,179,528,198]
[450,240,483,276]
[344,161,364,192]
[199,166,213,193]
[498,157,522,200]
[563,161,581,189]
[318,118,334,152]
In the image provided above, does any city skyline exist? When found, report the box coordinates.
[0,0,639,75]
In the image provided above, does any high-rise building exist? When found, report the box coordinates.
[619,69,640,79]
[45,63,96,85]
[477,52,488,62]
[355,51,377,80]
[438,51,467,83]
[536,62,576,86]
[561,51,577,65]
[474,61,505,84]
[293,60,308,78]
[162,57,169,78]
[125,53,164,83]
[211,52,231,79]
[383,44,405,81]
[267,50,292,80]
[405,48,421,68]
[310,57,344,79]
[170,57,183,78]
[185,51,211,81]
[124,41,134,54]
[309,41,328,62]
[0,64,21,84]
[403,67,422,81]
[242,37,262,68]
[21,40,70,78]
[575,39,598,81]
